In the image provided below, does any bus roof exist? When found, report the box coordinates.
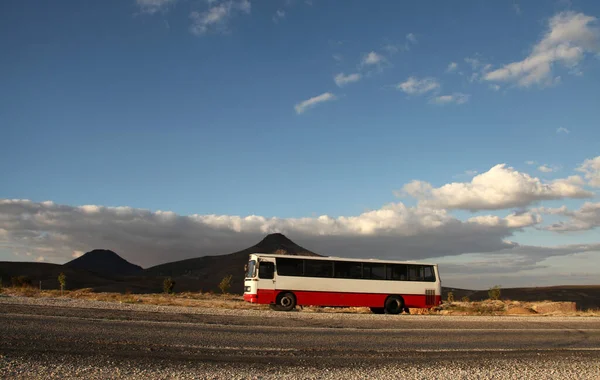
[248,253,438,266]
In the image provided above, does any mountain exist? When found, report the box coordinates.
[64,249,143,276]
[143,233,321,293]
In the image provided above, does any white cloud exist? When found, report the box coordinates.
[485,12,600,87]
[189,0,251,36]
[72,250,84,258]
[465,170,478,176]
[557,127,571,134]
[525,160,537,165]
[538,164,558,173]
[334,72,361,87]
[577,156,600,187]
[464,55,493,82]
[294,92,336,114]
[362,51,384,66]
[430,93,470,105]
[0,199,548,268]
[273,9,285,23]
[446,62,458,72]
[332,54,343,62]
[397,76,440,95]
[489,84,501,91]
[537,202,600,232]
[35,256,45,262]
[406,33,417,44]
[401,163,593,211]
[136,0,177,14]
[468,211,541,229]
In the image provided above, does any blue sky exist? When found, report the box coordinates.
[1,0,600,288]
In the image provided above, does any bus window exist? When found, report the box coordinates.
[334,261,362,279]
[246,260,256,278]
[276,258,304,276]
[304,260,333,278]
[258,261,275,279]
[408,265,424,281]
[364,263,385,280]
[423,266,436,282]
[388,264,407,281]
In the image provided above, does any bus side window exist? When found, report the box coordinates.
[408,265,424,281]
[258,261,275,279]
[334,261,362,279]
[390,264,407,281]
[305,260,333,278]
[423,266,436,282]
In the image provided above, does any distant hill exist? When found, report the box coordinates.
[143,233,321,294]
[0,262,117,291]
[65,249,143,277]
[2,235,600,309]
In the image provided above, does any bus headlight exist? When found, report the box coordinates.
[244,286,251,292]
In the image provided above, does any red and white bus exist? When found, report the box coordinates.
[243,253,442,314]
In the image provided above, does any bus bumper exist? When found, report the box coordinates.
[243,293,258,303]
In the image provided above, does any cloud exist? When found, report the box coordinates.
[430,93,470,105]
[401,163,593,211]
[538,164,559,173]
[525,160,536,165]
[577,156,600,187]
[446,62,458,72]
[0,199,546,268]
[484,12,600,87]
[189,0,251,36]
[489,84,501,91]
[396,77,440,95]
[361,51,385,66]
[334,73,361,87]
[537,202,600,232]
[556,127,570,134]
[464,55,493,82]
[294,92,336,114]
[406,33,417,44]
[273,9,285,23]
[136,0,177,14]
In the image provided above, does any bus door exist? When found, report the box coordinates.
[257,258,277,303]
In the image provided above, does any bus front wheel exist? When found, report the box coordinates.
[384,296,404,315]
[276,292,296,312]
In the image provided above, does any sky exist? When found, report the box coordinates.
[1,0,600,289]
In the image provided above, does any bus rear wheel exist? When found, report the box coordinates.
[276,292,296,312]
[384,296,404,315]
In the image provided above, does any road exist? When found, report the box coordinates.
[1,300,600,378]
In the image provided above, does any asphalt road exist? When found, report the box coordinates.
[1,301,600,379]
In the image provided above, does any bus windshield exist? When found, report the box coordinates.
[246,259,256,278]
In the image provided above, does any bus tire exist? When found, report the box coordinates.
[370,307,385,314]
[276,292,296,312]
[384,296,404,315]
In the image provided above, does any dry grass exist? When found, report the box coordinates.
[2,286,598,316]
[1,286,270,310]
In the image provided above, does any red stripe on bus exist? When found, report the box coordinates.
[250,289,441,308]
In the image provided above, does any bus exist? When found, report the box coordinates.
[243,253,442,314]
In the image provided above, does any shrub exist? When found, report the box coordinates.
[488,285,501,300]
[218,274,233,294]
[447,292,454,303]
[58,273,66,295]
[461,296,470,302]
[163,277,175,294]
[11,276,32,288]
